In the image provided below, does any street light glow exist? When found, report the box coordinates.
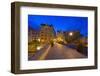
[37,46,41,50]
[38,38,40,42]
[69,32,73,36]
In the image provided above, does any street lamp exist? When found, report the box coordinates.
[69,32,73,36]
[37,46,42,50]
[38,38,40,42]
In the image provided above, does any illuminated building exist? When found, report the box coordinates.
[28,26,39,42]
[56,31,65,42]
[40,24,55,44]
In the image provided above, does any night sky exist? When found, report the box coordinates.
[28,15,88,37]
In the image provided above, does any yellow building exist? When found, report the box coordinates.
[56,31,65,42]
[40,24,55,44]
[28,27,39,43]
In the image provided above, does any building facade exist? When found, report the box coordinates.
[64,31,80,42]
[28,27,39,43]
[40,24,55,44]
[56,31,65,42]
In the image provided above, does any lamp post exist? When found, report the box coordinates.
[69,32,73,36]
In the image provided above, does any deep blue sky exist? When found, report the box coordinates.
[28,15,88,37]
